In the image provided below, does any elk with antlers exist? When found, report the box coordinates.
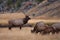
[8,12,31,30]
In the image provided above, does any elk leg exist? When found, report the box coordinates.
[9,24,12,30]
[20,26,22,29]
[35,29,39,33]
[41,30,49,35]
[9,25,12,30]
[56,29,60,33]
[9,27,11,30]
[31,29,36,33]
[36,31,38,33]
[31,26,37,33]
[52,30,55,34]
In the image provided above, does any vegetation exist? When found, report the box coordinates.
[0,0,44,7]
[36,0,44,3]
[0,0,2,4]
[0,0,44,8]
[0,0,44,12]
[6,0,29,7]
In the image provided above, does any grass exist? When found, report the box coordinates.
[0,12,25,25]
[0,12,25,20]
[0,13,60,26]
[0,27,60,40]
[0,13,60,40]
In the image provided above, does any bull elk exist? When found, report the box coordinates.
[8,13,31,30]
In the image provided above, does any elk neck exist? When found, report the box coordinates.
[23,17,30,24]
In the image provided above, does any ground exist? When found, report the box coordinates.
[0,27,60,40]
[0,13,60,40]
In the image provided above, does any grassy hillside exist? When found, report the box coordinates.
[26,0,60,19]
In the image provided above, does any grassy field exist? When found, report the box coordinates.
[0,13,60,40]
[0,13,60,24]
[0,27,60,40]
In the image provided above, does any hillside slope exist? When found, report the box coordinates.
[26,0,60,19]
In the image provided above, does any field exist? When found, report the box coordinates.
[0,13,60,40]
[0,27,60,40]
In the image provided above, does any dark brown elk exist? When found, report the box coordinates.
[42,26,54,34]
[31,22,48,33]
[51,22,60,33]
[8,15,31,30]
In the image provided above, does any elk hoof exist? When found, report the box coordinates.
[20,27,22,29]
[9,27,11,30]
[31,30,35,33]
[36,31,38,33]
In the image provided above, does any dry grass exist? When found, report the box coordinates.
[0,27,60,40]
[0,12,25,20]
[28,19,60,24]
[0,13,60,24]
[0,13,60,40]
[0,12,25,25]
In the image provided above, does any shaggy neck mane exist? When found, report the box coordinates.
[23,18,29,24]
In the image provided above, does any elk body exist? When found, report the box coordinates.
[31,22,48,33]
[51,23,60,33]
[8,15,31,30]
[42,26,54,34]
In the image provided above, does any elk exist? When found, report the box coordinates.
[8,13,31,30]
[51,22,60,33]
[31,22,48,33]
